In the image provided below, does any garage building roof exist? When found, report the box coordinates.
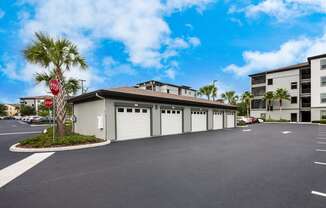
[69,87,237,110]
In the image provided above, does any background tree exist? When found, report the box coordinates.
[20,105,35,116]
[35,71,81,96]
[0,104,7,116]
[37,103,50,117]
[24,32,87,136]
[274,88,290,112]
[198,85,213,100]
[236,102,247,116]
[263,91,274,111]
[210,84,217,101]
[241,91,254,117]
[221,91,238,105]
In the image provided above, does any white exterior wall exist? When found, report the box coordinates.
[74,100,106,139]
[265,110,299,121]
[266,69,300,111]
[311,58,326,121]
[250,110,266,118]
[180,89,196,97]
[311,58,326,108]
[160,85,179,95]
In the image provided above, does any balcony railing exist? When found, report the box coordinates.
[301,103,311,108]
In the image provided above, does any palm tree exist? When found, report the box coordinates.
[241,91,253,117]
[274,88,290,112]
[24,32,87,136]
[198,85,213,100]
[263,91,274,111]
[35,72,81,96]
[221,91,238,105]
[210,84,217,101]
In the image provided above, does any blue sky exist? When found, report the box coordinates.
[1,0,326,103]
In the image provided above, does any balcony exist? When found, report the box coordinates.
[300,97,311,109]
[252,86,266,97]
[300,68,311,81]
[300,82,311,96]
[251,75,266,86]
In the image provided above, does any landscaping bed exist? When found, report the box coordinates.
[18,127,103,148]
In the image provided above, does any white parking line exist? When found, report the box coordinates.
[0,152,54,188]
[311,191,326,197]
[316,149,326,152]
[313,161,326,166]
[316,137,326,140]
[0,131,41,136]
[242,129,252,132]
[317,141,326,145]
[282,131,292,134]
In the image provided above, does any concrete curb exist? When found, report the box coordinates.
[264,122,318,125]
[9,139,111,153]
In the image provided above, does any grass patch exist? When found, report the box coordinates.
[265,118,290,122]
[312,120,326,124]
[18,127,103,148]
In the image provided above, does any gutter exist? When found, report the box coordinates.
[95,92,108,141]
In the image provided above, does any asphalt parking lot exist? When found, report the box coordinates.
[0,120,326,208]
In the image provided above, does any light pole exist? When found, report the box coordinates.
[79,79,86,94]
[212,80,218,101]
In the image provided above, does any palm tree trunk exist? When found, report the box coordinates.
[55,68,67,137]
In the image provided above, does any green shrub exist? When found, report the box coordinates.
[265,118,290,122]
[320,120,326,124]
[19,127,102,148]
[237,120,246,126]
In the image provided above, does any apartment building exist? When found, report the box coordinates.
[135,80,197,97]
[249,53,326,122]
[20,95,52,114]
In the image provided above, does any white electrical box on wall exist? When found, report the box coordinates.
[97,115,104,130]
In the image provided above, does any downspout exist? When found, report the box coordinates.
[95,92,107,141]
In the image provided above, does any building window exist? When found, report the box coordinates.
[267,79,273,85]
[117,108,124,112]
[167,89,170,94]
[127,108,132,113]
[291,82,297,89]
[321,76,326,87]
[321,59,326,70]
[291,96,297,104]
[142,109,147,113]
[135,109,140,113]
[321,111,326,120]
[321,93,326,103]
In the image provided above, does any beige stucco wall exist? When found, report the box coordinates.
[74,100,106,139]
[266,69,300,110]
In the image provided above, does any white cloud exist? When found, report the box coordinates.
[165,68,176,79]
[165,0,214,13]
[0,9,5,19]
[224,32,326,76]
[243,0,326,21]
[20,0,207,69]
[188,37,201,47]
[102,56,136,77]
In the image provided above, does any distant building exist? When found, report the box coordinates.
[5,104,19,116]
[20,95,52,114]
[135,80,197,97]
[249,53,326,122]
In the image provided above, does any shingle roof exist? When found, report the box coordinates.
[248,62,309,77]
[69,87,236,109]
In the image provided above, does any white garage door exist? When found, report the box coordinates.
[116,107,151,140]
[161,109,183,135]
[226,112,235,128]
[213,111,223,130]
[191,111,207,132]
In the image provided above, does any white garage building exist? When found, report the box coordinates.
[69,85,237,141]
